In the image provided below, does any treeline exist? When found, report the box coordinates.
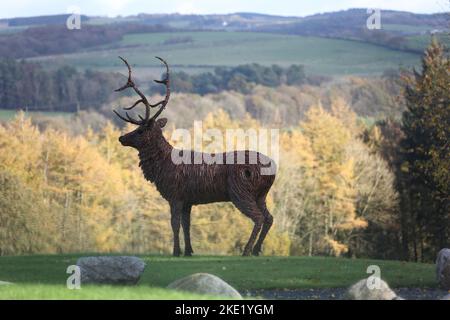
[137,70,403,129]
[6,14,90,27]
[0,24,172,59]
[2,58,406,119]
[153,63,328,95]
[0,59,121,111]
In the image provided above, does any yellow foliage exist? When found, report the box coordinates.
[263,231,291,256]
[324,236,348,257]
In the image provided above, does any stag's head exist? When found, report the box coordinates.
[114,56,170,150]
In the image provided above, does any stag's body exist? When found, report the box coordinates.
[115,57,276,256]
[139,137,275,204]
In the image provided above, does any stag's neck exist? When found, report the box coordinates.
[138,134,173,183]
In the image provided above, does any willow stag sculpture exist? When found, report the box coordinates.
[114,57,277,256]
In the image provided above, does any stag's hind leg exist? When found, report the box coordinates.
[181,203,194,256]
[170,201,182,257]
[230,196,265,256]
[252,197,273,256]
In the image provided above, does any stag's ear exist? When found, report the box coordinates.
[157,118,168,128]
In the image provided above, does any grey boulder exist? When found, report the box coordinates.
[167,273,242,299]
[346,278,401,300]
[76,256,145,285]
[436,248,450,290]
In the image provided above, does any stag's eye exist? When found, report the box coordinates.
[137,129,144,135]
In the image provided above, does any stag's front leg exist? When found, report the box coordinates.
[170,202,182,257]
[181,204,194,256]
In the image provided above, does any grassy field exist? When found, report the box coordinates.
[0,284,219,300]
[0,254,436,299]
[405,33,450,52]
[382,24,439,33]
[29,31,421,78]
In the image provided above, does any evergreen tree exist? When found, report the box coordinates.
[401,39,450,259]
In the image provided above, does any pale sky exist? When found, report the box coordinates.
[0,0,448,19]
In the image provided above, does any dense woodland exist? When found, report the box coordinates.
[0,60,312,110]
[0,58,400,120]
[0,40,448,261]
[152,64,325,95]
[0,59,122,111]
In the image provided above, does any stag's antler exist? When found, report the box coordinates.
[113,56,170,125]
[149,57,170,121]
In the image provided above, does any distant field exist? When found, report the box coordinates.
[382,24,438,33]
[0,109,72,121]
[405,33,450,52]
[29,31,422,78]
[0,25,27,34]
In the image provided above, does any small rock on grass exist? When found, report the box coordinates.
[76,256,145,285]
[167,273,242,299]
[346,278,401,300]
[436,248,450,290]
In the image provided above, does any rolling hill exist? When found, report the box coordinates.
[0,9,446,78]
[29,31,422,78]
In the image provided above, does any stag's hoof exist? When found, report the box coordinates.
[252,245,261,256]
[242,251,251,257]
[184,247,194,256]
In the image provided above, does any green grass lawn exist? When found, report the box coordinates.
[29,31,421,77]
[0,284,220,300]
[0,254,436,299]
